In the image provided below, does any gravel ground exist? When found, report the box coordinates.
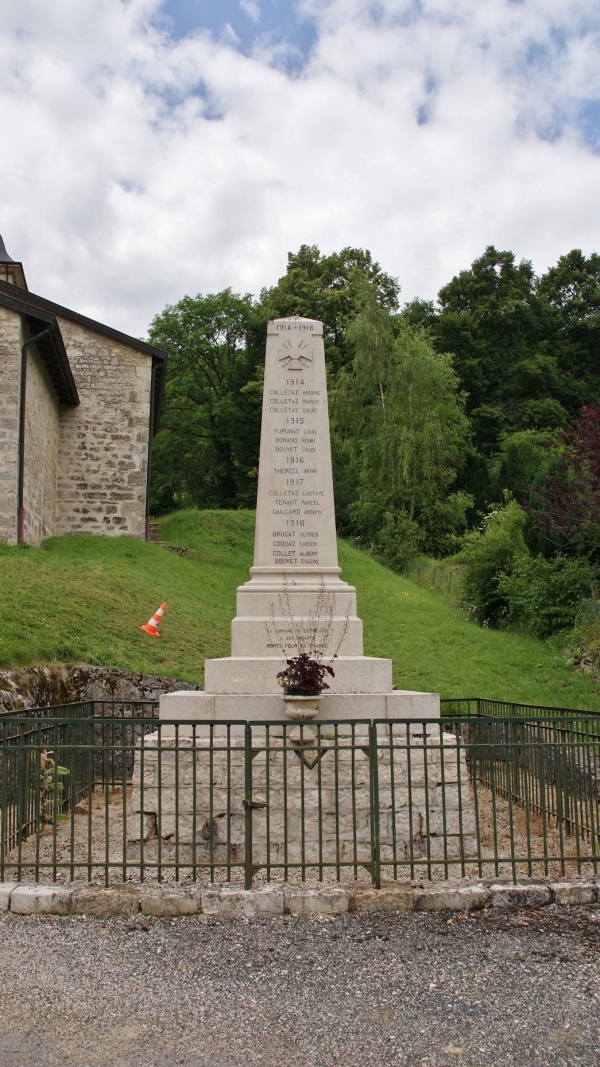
[1,905,599,1066]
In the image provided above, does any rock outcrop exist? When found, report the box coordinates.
[0,665,200,713]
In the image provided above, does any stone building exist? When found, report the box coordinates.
[0,235,166,544]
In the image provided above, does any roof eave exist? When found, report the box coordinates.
[0,279,167,363]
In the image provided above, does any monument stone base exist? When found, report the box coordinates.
[159,686,440,722]
[160,649,440,722]
[129,719,476,865]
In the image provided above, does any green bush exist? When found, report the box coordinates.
[498,554,598,638]
[346,494,424,571]
[570,609,600,672]
[373,510,423,571]
[455,499,527,627]
[420,491,474,557]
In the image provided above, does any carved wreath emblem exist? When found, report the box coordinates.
[278,337,313,371]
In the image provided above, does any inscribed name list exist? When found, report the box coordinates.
[253,317,339,572]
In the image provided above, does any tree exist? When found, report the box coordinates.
[332,287,472,561]
[148,290,263,512]
[433,246,566,454]
[536,249,600,410]
[490,429,558,502]
[259,245,400,373]
[529,404,600,562]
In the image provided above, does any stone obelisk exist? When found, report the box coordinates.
[160,317,438,721]
[230,316,363,661]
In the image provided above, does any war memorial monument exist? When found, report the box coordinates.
[161,316,437,721]
[130,319,475,866]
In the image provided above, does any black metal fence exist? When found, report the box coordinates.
[441,697,600,719]
[0,699,160,721]
[2,710,599,887]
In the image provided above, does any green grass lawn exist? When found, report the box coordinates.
[1,508,599,709]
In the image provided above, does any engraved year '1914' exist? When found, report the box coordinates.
[276,323,314,331]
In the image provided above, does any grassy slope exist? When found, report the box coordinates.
[0,511,253,684]
[1,509,598,709]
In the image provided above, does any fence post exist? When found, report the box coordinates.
[562,722,574,835]
[511,722,522,802]
[244,723,254,890]
[369,722,381,888]
[16,724,30,848]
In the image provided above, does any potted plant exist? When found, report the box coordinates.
[276,653,334,720]
[276,652,335,720]
[277,651,335,696]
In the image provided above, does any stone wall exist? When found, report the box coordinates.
[23,346,60,543]
[0,307,21,543]
[55,319,152,538]
[0,665,200,713]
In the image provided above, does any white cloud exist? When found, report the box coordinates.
[240,0,261,23]
[0,0,599,338]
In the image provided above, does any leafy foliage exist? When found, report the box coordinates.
[259,244,400,373]
[332,288,471,562]
[39,750,70,823]
[148,290,263,512]
[498,554,598,638]
[490,430,558,503]
[433,246,558,453]
[276,652,335,695]
[529,404,600,562]
[143,243,600,658]
[536,249,600,410]
[456,500,528,627]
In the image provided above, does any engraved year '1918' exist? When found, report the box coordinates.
[276,323,314,331]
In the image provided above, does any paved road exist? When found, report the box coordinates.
[1,905,599,1066]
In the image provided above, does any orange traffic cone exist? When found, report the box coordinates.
[140,602,167,638]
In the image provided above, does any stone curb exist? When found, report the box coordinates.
[0,880,598,919]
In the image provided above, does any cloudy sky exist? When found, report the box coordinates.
[2,0,599,338]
